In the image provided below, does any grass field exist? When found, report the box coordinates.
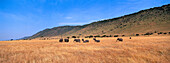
[0,36,170,63]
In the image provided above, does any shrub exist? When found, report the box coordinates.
[94,35,100,37]
[158,32,163,35]
[144,32,153,35]
[110,29,113,31]
[158,33,160,35]
[163,33,167,34]
[109,35,112,37]
[114,35,118,37]
[102,31,105,34]
[85,35,93,38]
[85,36,88,38]
[169,32,170,34]
[154,31,157,33]
[136,34,139,36]
[102,35,107,37]
[159,32,163,34]
[72,36,76,38]
[122,35,125,37]
[89,35,93,38]
[106,36,109,37]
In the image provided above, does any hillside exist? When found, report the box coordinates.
[29,4,170,39]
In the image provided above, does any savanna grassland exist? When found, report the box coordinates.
[0,36,170,63]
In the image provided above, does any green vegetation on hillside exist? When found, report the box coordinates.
[29,4,170,39]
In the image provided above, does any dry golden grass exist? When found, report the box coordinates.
[0,36,170,63]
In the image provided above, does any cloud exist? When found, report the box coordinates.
[65,17,73,19]
[0,12,25,21]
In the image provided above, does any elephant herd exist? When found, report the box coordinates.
[58,37,129,43]
[59,38,100,43]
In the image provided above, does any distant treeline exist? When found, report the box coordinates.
[69,31,170,38]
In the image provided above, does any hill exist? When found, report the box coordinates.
[29,4,170,39]
[17,36,31,40]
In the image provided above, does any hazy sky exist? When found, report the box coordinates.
[0,0,169,40]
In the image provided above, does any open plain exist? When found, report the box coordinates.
[0,36,170,63]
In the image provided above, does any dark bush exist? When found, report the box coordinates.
[106,36,110,37]
[89,35,93,38]
[94,35,100,37]
[159,32,163,34]
[163,33,167,34]
[122,35,125,37]
[158,32,163,35]
[114,35,118,37]
[85,35,93,38]
[85,36,88,38]
[136,34,139,36]
[102,35,107,37]
[144,32,153,35]
[154,31,157,33]
[11,39,13,41]
[169,32,170,34]
[110,29,113,31]
[102,31,105,34]
[158,33,160,35]
[144,33,149,35]
[72,36,76,38]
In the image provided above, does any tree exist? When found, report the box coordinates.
[122,35,125,37]
[109,35,112,37]
[102,35,107,37]
[163,33,167,34]
[159,32,163,34]
[72,36,76,38]
[89,35,93,38]
[114,35,118,37]
[94,35,100,38]
[144,32,153,35]
[136,34,139,36]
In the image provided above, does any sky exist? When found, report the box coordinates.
[0,0,170,40]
